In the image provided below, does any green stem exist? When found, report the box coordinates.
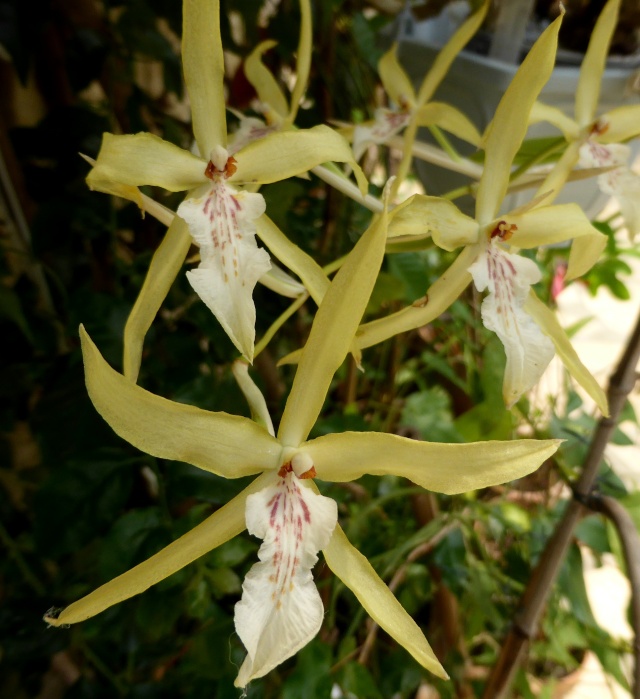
[428,124,461,163]
[254,293,309,359]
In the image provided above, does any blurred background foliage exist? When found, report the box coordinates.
[0,0,638,697]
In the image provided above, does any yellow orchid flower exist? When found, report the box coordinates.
[350,2,487,168]
[228,0,312,152]
[45,194,560,688]
[344,14,609,414]
[530,0,640,240]
[86,0,365,369]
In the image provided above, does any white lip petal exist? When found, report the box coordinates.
[578,140,630,169]
[598,166,640,239]
[178,182,270,362]
[352,108,411,161]
[234,472,337,687]
[469,243,555,407]
[229,116,278,154]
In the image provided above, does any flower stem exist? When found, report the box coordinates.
[312,164,383,213]
[253,293,309,360]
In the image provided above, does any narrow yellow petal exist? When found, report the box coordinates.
[413,102,482,146]
[378,44,416,107]
[124,216,192,382]
[289,0,312,123]
[355,245,477,351]
[87,133,205,193]
[232,361,275,436]
[323,526,447,678]
[45,473,271,626]
[533,140,582,204]
[183,0,226,155]
[600,104,640,143]
[255,215,329,306]
[81,154,174,225]
[476,14,562,224]
[80,326,282,477]
[507,203,602,249]
[232,125,368,196]
[388,195,479,250]
[575,0,620,127]
[524,293,609,416]
[416,0,489,106]
[529,101,581,141]
[566,229,607,281]
[305,433,561,493]
[245,40,290,120]
[278,205,388,447]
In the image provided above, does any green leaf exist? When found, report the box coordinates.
[400,387,463,443]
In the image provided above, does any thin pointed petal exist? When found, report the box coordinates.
[255,215,329,306]
[178,184,270,362]
[600,104,640,143]
[378,44,416,108]
[80,326,281,477]
[234,474,337,687]
[244,41,290,120]
[289,0,312,123]
[124,216,192,382]
[87,133,205,192]
[477,15,562,224]
[416,0,488,105]
[469,245,555,407]
[575,0,620,127]
[232,361,275,436]
[304,432,561,493]
[566,229,607,281]
[534,140,582,204]
[413,102,482,146]
[529,101,580,141]
[355,245,476,352]
[278,201,388,447]
[323,525,447,678]
[524,292,609,416]
[183,0,226,155]
[388,194,479,250]
[259,264,306,299]
[507,204,603,249]
[232,125,368,196]
[279,245,476,368]
[45,473,271,626]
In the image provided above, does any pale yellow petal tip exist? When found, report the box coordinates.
[43,608,66,628]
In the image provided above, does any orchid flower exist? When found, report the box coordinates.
[348,1,487,176]
[228,0,312,152]
[530,0,640,239]
[45,194,560,688]
[86,0,366,372]
[317,14,608,414]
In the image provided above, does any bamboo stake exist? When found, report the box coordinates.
[482,307,640,699]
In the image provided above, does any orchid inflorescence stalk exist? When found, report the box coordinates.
[45,0,635,689]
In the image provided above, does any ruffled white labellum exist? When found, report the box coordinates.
[234,464,337,687]
[469,223,554,407]
[177,146,271,362]
[353,107,411,161]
